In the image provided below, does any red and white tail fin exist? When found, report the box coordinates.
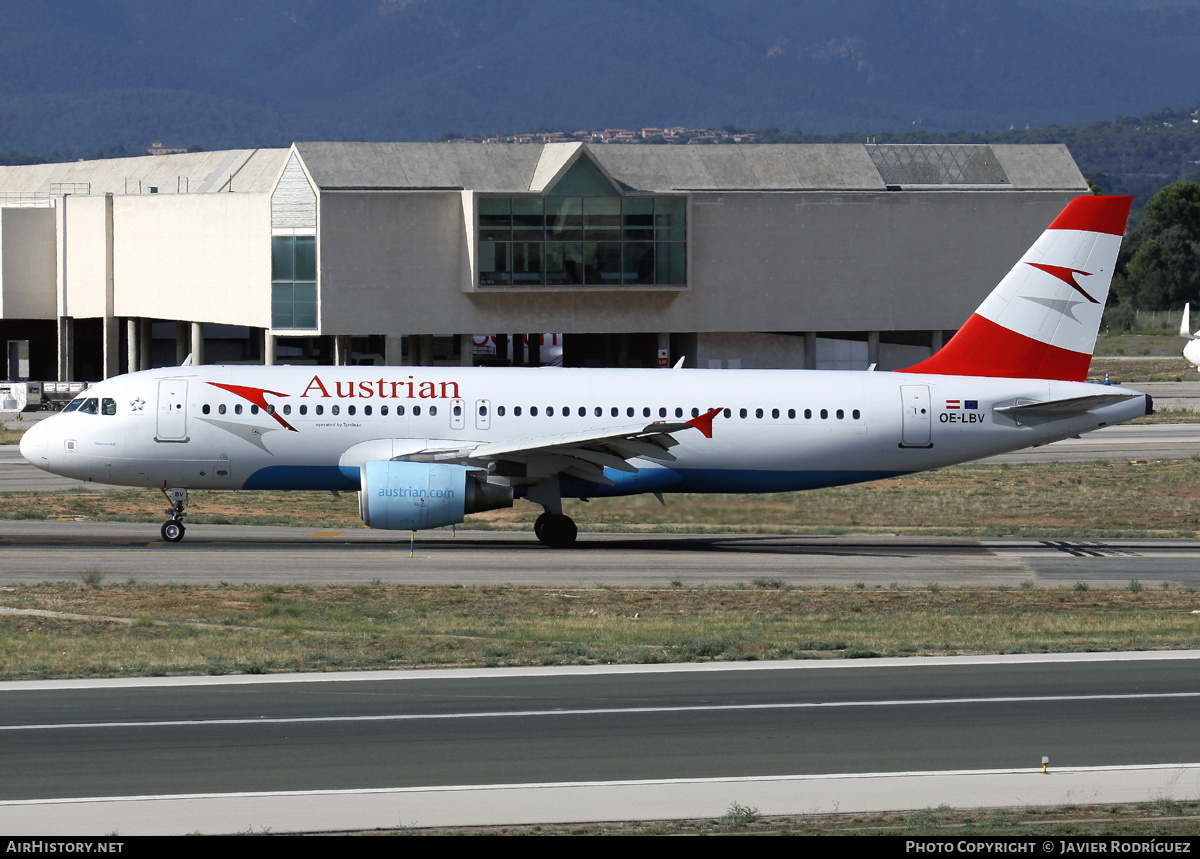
[900,195,1132,381]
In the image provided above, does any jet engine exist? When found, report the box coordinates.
[358,461,512,530]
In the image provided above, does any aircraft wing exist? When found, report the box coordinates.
[385,408,722,486]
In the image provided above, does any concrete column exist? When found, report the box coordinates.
[139,319,152,370]
[527,333,540,367]
[384,335,404,366]
[101,194,118,379]
[868,331,880,368]
[332,335,347,366]
[494,334,508,366]
[102,317,119,379]
[459,333,474,366]
[190,321,204,366]
[931,330,945,353]
[804,332,817,370]
[175,321,189,365]
[264,331,276,366]
[127,319,138,374]
[418,335,435,366]
[56,316,73,382]
[512,333,525,367]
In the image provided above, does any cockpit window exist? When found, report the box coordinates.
[101,398,116,416]
[77,398,99,415]
[61,398,82,413]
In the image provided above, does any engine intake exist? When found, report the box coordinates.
[358,461,512,530]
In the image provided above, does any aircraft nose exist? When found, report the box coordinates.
[19,420,49,471]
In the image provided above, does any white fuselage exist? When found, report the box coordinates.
[20,364,1148,498]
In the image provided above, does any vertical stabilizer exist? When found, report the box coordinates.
[901,195,1132,381]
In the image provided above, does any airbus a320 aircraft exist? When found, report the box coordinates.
[20,196,1147,547]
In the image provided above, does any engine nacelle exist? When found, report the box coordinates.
[358,461,512,530]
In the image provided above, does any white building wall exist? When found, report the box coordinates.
[0,207,56,319]
[60,195,111,319]
[112,192,270,328]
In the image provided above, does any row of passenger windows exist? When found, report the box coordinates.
[198,402,861,421]
[201,403,440,417]
[496,405,862,421]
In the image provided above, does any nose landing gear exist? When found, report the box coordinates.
[160,487,188,543]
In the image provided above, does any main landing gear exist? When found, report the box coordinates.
[160,487,188,543]
[534,510,578,548]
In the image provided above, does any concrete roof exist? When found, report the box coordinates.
[0,142,1087,201]
[990,144,1088,190]
[295,142,543,191]
[593,144,890,191]
[294,141,1086,194]
[0,149,289,197]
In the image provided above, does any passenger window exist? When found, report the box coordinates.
[347,405,356,416]
[514,406,522,416]
[659,407,667,418]
[739,408,747,419]
[496,406,504,417]
[102,398,116,416]
[283,405,292,415]
[250,405,259,415]
[234,404,243,415]
[643,407,651,418]
[627,407,634,418]
[852,409,861,420]
[675,407,683,418]
[267,405,276,415]
[578,407,586,417]
[414,405,422,416]
[788,409,795,419]
[315,405,324,415]
[202,404,211,415]
[453,404,462,417]
[755,408,763,419]
[771,408,779,419]
[298,405,307,415]
[429,405,437,416]
[332,405,340,416]
[836,409,844,419]
[804,409,812,419]
[820,409,828,419]
[547,406,555,417]
[219,404,227,415]
[364,405,372,416]
[381,405,388,416]
[594,406,602,417]
[531,406,539,416]
[691,408,700,418]
[611,407,618,417]
[723,408,731,418]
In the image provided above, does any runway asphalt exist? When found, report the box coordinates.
[1,652,1197,834]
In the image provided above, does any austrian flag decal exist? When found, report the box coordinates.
[944,400,979,410]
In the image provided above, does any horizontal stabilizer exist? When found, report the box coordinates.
[994,392,1141,419]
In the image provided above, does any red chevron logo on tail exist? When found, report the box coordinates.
[1026,262,1098,303]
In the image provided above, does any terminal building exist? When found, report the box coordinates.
[0,141,1090,383]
